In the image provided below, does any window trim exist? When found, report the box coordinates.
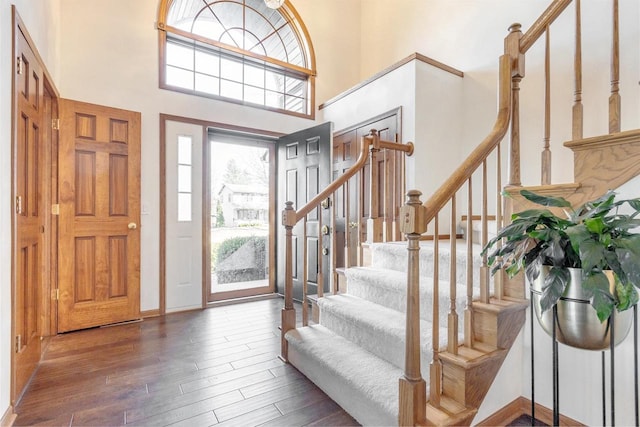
[157,0,316,119]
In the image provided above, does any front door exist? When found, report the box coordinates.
[57,99,141,332]
[13,20,46,401]
[277,123,332,301]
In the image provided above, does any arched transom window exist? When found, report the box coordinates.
[158,0,316,117]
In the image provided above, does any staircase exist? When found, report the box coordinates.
[286,241,526,425]
[279,0,639,425]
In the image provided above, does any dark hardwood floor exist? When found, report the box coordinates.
[14,298,359,426]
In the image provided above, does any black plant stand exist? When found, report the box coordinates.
[529,294,639,427]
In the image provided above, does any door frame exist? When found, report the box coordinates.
[11,7,59,404]
[159,114,282,313]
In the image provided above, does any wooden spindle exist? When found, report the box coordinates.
[542,25,552,185]
[480,160,490,304]
[609,0,621,133]
[367,130,382,243]
[464,178,474,348]
[448,197,459,355]
[317,213,324,300]
[399,190,427,426]
[302,216,309,326]
[494,145,504,300]
[430,216,442,407]
[281,201,297,361]
[573,0,583,139]
[384,148,392,241]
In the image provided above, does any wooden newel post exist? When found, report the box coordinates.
[398,190,427,426]
[281,201,297,362]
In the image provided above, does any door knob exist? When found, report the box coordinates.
[349,222,358,229]
[128,222,137,230]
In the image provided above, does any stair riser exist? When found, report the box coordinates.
[442,353,506,408]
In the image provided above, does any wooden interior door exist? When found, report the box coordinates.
[277,123,332,300]
[333,112,400,266]
[57,99,141,332]
[13,21,46,401]
[333,130,359,268]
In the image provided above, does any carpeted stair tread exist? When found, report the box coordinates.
[368,240,486,288]
[286,324,402,426]
[344,266,473,322]
[318,294,448,373]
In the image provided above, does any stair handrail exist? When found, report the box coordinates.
[281,131,414,361]
[421,53,511,223]
[520,0,573,54]
[293,134,414,223]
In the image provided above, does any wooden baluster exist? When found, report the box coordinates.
[505,23,524,187]
[367,130,382,243]
[542,25,552,185]
[302,216,309,326]
[464,178,474,348]
[382,150,393,242]
[399,190,427,426]
[331,192,338,294]
[573,0,583,140]
[480,160,490,304]
[317,213,324,300]
[430,216,442,407]
[281,201,297,361]
[609,0,621,133]
[448,197,459,355]
[494,145,504,299]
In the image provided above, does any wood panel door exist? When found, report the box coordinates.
[333,112,399,264]
[332,129,358,269]
[57,99,141,332]
[13,21,46,401]
[277,123,332,300]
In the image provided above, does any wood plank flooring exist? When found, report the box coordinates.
[14,298,359,426]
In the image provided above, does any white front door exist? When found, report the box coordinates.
[165,120,203,312]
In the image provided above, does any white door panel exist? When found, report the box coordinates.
[165,120,203,312]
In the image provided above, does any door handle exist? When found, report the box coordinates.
[349,222,358,229]
[128,222,137,230]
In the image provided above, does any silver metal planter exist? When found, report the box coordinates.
[531,267,634,350]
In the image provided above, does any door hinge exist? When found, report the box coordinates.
[16,56,23,75]
[52,289,59,300]
[15,335,21,353]
[15,196,23,214]
[52,118,60,130]
[51,204,60,215]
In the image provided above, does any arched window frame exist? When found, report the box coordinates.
[157,0,317,119]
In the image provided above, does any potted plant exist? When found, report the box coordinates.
[482,189,640,350]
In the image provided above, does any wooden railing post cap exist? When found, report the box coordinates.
[508,23,522,33]
[282,201,296,227]
[399,190,427,235]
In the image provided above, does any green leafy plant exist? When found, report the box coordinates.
[482,190,640,321]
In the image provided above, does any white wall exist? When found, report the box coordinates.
[0,0,61,416]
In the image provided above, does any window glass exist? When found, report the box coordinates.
[177,135,193,222]
[160,0,314,116]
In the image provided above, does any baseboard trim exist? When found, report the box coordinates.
[207,293,280,308]
[476,396,585,426]
[140,309,161,318]
[1,405,16,427]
